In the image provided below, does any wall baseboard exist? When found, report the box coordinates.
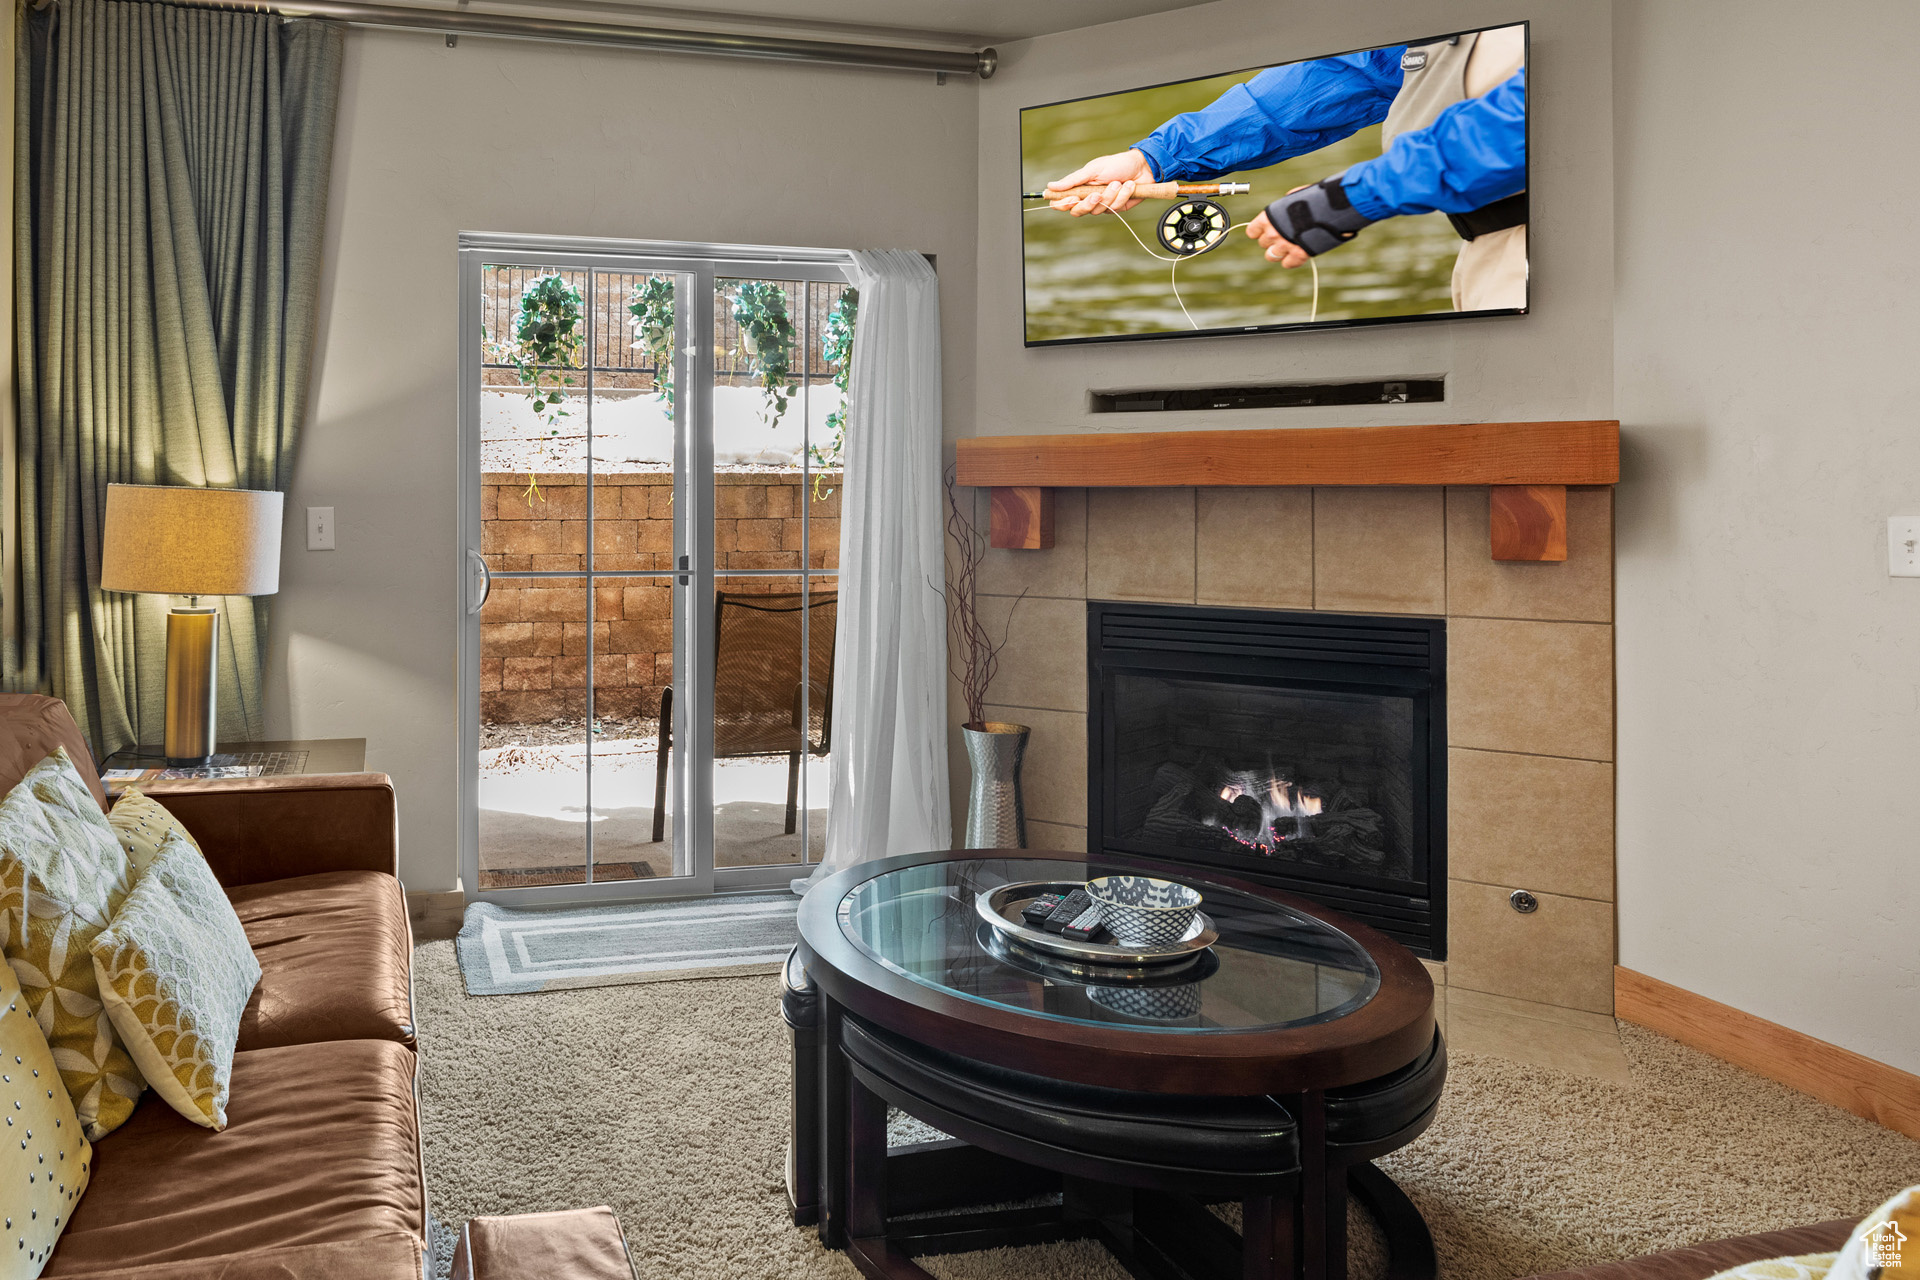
[408,885,466,942]
[1615,966,1920,1141]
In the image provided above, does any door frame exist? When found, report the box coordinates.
[456,232,854,907]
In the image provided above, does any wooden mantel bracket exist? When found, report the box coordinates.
[988,486,1054,549]
[960,420,1618,561]
[1490,485,1568,561]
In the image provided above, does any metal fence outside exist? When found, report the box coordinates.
[480,266,852,393]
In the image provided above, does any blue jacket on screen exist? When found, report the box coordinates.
[1132,53,1527,224]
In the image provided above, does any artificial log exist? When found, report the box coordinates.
[988,486,1054,550]
[1489,485,1568,562]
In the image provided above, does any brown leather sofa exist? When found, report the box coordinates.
[0,695,427,1279]
[1528,1219,1855,1280]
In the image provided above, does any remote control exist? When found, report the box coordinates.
[1020,894,1062,926]
[1060,906,1107,942]
[1042,889,1093,933]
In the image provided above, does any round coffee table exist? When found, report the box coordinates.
[793,849,1441,1280]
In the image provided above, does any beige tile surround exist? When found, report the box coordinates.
[973,485,1618,1016]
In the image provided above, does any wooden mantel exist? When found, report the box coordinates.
[956,419,1619,562]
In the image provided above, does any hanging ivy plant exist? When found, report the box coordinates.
[485,272,583,505]
[730,280,797,426]
[809,287,858,498]
[627,276,675,411]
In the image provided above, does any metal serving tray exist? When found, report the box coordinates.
[974,880,1217,969]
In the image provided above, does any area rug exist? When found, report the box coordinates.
[412,939,1920,1280]
[454,895,798,995]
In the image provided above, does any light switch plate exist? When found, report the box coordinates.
[307,506,335,551]
[1891,516,1920,577]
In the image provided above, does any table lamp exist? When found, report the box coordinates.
[100,484,284,766]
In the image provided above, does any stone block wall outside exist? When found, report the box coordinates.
[479,469,840,723]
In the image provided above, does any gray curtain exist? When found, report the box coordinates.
[7,0,342,755]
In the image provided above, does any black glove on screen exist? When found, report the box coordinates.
[1263,173,1374,257]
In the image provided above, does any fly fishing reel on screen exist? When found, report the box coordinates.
[1019,178,1272,328]
[1154,197,1233,257]
[1021,180,1249,257]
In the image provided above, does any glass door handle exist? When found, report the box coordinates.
[676,554,690,586]
[466,548,492,615]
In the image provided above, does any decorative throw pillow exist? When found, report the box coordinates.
[90,830,260,1130]
[1825,1184,1920,1280]
[1703,1255,1837,1280]
[0,750,145,1139]
[107,787,203,873]
[0,959,92,1279]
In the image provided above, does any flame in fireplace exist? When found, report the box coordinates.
[1206,769,1324,855]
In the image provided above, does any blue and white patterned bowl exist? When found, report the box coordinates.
[1086,875,1204,947]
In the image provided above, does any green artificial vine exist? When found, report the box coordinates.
[809,287,858,498]
[488,272,583,505]
[730,280,797,426]
[627,276,676,411]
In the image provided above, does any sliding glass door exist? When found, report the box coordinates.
[457,235,851,903]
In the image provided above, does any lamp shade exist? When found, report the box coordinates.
[100,484,284,597]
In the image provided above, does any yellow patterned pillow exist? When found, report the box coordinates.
[91,830,260,1130]
[107,787,203,872]
[1705,1255,1836,1280]
[0,959,92,1278]
[0,750,145,1139]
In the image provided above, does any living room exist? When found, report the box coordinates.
[0,0,1915,1277]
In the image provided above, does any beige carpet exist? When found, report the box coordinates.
[413,940,1918,1279]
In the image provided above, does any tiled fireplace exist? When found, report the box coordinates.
[968,484,1616,1016]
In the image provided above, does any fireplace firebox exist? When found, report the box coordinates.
[1087,603,1446,956]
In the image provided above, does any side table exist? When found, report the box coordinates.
[99,737,367,797]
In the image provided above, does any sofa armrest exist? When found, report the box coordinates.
[135,774,399,887]
[1525,1220,1856,1280]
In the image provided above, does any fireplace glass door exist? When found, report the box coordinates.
[1087,603,1445,955]
[1108,673,1421,890]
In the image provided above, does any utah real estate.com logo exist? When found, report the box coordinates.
[1865,1217,1906,1271]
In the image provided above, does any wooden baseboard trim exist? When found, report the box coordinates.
[1615,966,1920,1141]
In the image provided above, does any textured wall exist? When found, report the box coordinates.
[1612,0,1920,1071]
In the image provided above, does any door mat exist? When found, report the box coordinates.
[455,895,799,996]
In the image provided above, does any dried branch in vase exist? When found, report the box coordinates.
[940,464,1025,728]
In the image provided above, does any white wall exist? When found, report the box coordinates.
[1612,0,1920,1071]
[269,30,977,890]
[971,0,1615,439]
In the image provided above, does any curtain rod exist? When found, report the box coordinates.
[36,0,998,77]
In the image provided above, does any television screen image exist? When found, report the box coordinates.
[1019,23,1528,346]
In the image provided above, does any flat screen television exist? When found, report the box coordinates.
[1019,22,1529,346]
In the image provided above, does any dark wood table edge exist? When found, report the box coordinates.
[797,847,1436,1096]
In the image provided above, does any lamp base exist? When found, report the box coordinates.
[164,607,219,766]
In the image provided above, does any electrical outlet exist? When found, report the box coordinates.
[1891,516,1920,577]
[307,506,336,552]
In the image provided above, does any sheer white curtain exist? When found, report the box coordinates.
[801,250,950,889]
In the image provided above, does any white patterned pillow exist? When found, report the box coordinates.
[0,749,146,1139]
[90,831,260,1130]
[1825,1184,1919,1280]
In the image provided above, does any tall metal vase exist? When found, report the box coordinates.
[962,721,1029,849]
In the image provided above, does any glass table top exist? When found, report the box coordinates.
[837,857,1381,1034]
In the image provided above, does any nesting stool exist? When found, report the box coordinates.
[841,1013,1306,1279]
[450,1206,636,1280]
[782,946,823,1225]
